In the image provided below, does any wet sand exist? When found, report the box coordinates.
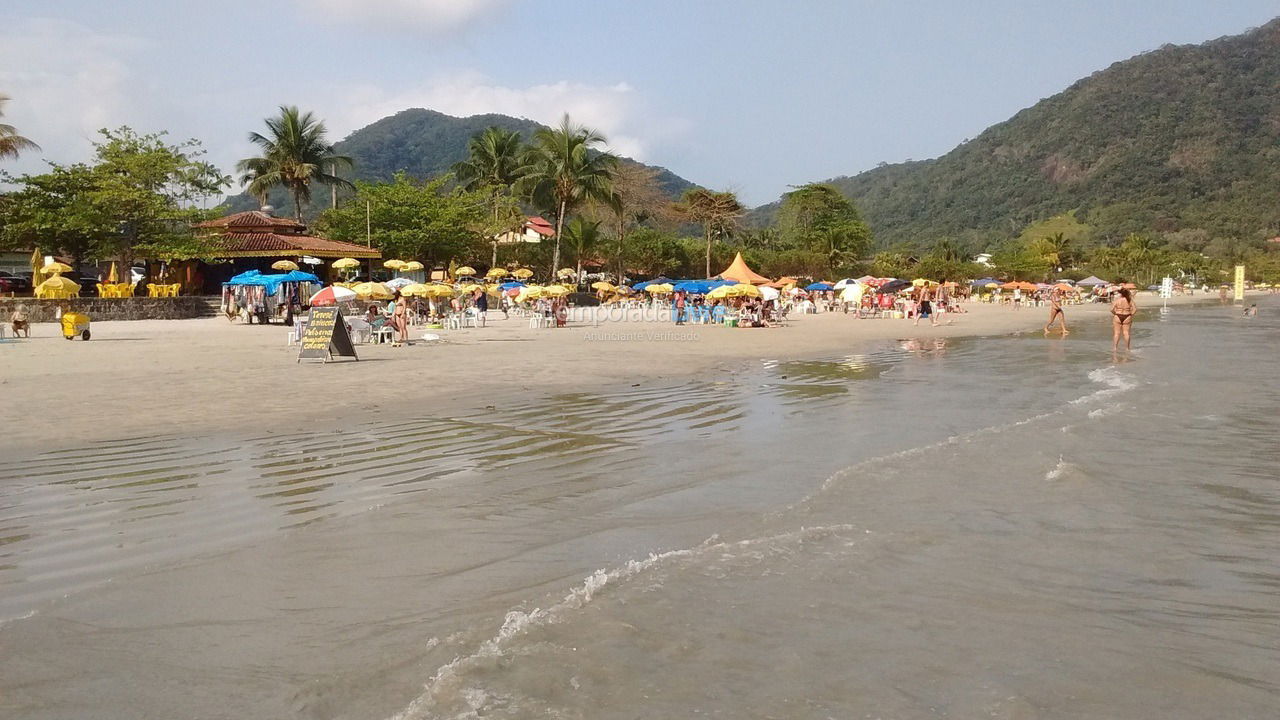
[0,292,1231,451]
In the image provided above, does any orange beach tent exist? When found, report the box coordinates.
[717,252,771,285]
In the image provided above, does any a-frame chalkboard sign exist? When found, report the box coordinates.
[297,307,359,363]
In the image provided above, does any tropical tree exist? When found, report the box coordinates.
[560,216,603,281]
[678,188,743,277]
[0,94,39,161]
[237,106,353,221]
[90,127,230,265]
[0,163,110,266]
[596,162,671,282]
[776,183,873,274]
[316,172,488,267]
[517,114,618,276]
[453,126,526,267]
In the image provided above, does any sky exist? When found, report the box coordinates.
[2,0,1277,205]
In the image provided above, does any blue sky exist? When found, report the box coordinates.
[2,0,1276,205]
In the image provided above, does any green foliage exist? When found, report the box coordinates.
[315,172,488,265]
[451,126,525,192]
[0,163,110,264]
[2,127,227,263]
[560,216,603,277]
[622,227,693,277]
[776,183,874,274]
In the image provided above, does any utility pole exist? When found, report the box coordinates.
[366,200,372,248]
[330,163,337,209]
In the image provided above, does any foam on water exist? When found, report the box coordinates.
[387,524,860,720]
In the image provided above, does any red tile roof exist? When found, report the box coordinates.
[195,210,306,232]
[212,232,381,259]
[526,216,555,236]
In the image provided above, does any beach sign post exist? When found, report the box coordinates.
[1160,276,1173,311]
[1233,265,1245,303]
[298,307,359,363]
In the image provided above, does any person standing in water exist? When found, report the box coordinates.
[1111,287,1136,351]
[1044,287,1069,335]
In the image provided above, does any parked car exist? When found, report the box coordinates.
[0,271,33,295]
[61,272,101,296]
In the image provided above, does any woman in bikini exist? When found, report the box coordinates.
[1044,288,1068,335]
[1111,287,1136,351]
[390,291,410,347]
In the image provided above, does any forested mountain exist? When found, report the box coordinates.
[225,109,697,216]
[753,18,1280,250]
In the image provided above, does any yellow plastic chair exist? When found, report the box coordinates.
[169,283,181,297]
[97,283,110,298]
[118,283,135,297]
[146,283,158,298]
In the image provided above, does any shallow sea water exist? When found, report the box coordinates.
[2,299,1278,719]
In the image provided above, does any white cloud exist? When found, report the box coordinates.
[305,0,512,32]
[0,18,146,175]
[0,16,681,191]
[320,73,653,159]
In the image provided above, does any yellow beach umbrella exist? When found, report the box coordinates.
[543,285,570,297]
[984,282,1000,289]
[271,260,299,272]
[332,257,361,270]
[912,278,939,287]
[512,268,534,279]
[35,275,80,298]
[556,267,576,278]
[456,266,477,277]
[645,283,674,294]
[402,261,424,272]
[706,285,734,300]
[400,283,432,297]
[107,262,119,283]
[486,268,509,278]
[383,259,406,271]
[42,261,73,275]
[591,281,616,291]
[458,283,482,293]
[351,282,393,300]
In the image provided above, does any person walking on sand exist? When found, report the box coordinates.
[914,285,938,327]
[1111,287,1136,351]
[1044,287,1069,335]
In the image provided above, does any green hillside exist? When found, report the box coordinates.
[226,108,697,216]
[758,18,1280,250]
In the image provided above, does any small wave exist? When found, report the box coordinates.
[387,525,859,720]
[1069,367,1138,406]
[1087,404,1125,420]
[1045,457,1071,481]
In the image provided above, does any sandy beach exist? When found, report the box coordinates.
[0,292,1226,451]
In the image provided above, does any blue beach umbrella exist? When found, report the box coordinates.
[805,282,833,291]
[499,281,527,290]
[674,280,712,294]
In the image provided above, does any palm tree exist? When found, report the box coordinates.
[0,94,40,161]
[678,188,744,278]
[454,126,526,266]
[561,216,603,282]
[453,126,525,192]
[517,114,618,276]
[237,106,353,221]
